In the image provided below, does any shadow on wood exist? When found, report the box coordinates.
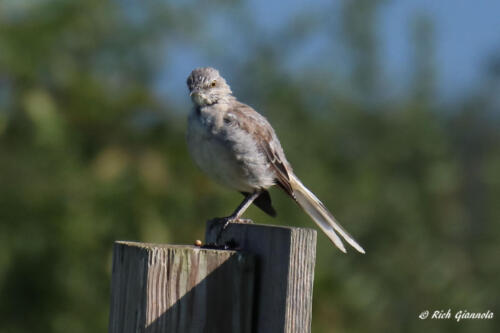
[109,242,255,333]
[206,222,317,333]
[109,223,317,333]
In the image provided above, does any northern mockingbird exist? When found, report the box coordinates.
[186,67,364,253]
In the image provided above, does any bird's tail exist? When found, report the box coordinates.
[289,174,365,254]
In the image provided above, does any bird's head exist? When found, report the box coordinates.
[187,67,233,106]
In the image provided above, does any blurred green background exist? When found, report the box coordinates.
[1,0,499,332]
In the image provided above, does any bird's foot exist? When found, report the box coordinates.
[208,216,233,230]
[230,218,254,225]
[210,216,253,228]
[207,216,231,245]
[208,216,253,245]
[221,217,254,230]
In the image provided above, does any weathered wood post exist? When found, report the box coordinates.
[108,242,255,333]
[206,222,317,333]
[109,223,317,333]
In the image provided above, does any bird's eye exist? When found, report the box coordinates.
[210,81,216,87]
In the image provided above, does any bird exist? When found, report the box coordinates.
[186,67,365,253]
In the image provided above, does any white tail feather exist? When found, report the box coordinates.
[290,175,365,254]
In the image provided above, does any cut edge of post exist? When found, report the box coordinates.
[114,240,245,254]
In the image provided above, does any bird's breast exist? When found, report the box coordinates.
[186,110,275,191]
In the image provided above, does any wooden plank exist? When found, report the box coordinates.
[206,222,317,333]
[108,241,255,333]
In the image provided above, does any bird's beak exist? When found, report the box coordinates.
[189,89,200,97]
[190,89,207,105]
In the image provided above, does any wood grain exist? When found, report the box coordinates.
[206,222,317,333]
[108,241,255,333]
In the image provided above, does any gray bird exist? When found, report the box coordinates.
[186,67,364,253]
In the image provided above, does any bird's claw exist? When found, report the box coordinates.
[222,217,254,229]
[208,216,254,245]
[231,218,254,225]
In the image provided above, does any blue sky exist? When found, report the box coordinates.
[252,0,500,98]
[380,0,500,98]
[159,0,500,106]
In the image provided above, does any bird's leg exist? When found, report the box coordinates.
[212,190,261,245]
[223,190,261,228]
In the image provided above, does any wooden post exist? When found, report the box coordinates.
[108,241,255,333]
[206,222,317,333]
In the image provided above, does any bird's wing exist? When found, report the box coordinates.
[227,102,365,254]
[226,102,294,195]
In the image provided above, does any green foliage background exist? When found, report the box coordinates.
[1,1,499,332]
